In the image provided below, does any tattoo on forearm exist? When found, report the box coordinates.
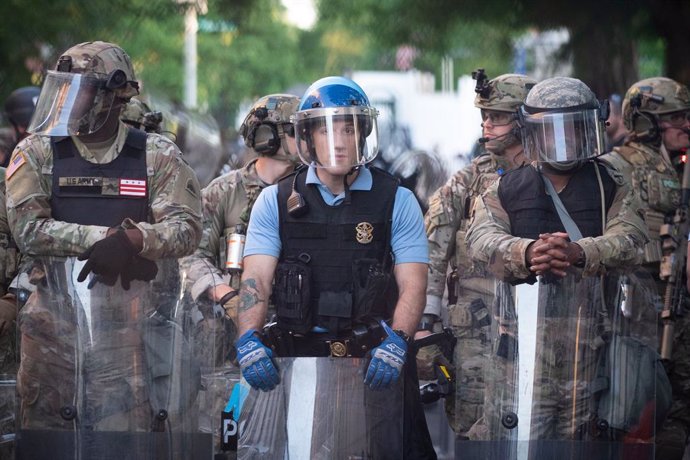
[239,278,264,313]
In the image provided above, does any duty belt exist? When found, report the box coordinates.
[264,322,384,358]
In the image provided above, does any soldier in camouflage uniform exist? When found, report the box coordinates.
[5,41,201,443]
[601,77,690,460]
[419,71,536,436]
[121,97,163,134]
[180,93,299,457]
[466,77,649,442]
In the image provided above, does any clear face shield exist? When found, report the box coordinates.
[28,71,116,137]
[294,106,379,171]
[520,108,605,168]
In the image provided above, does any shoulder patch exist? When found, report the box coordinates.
[6,151,26,180]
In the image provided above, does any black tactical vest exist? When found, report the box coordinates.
[498,162,616,240]
[276,167,398,334]
[51,128,149,226]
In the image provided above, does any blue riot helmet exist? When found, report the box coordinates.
[293,76,379,170]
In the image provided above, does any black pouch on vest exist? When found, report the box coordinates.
[274,255,312,334]
[496,333,517,360]
[352,258,392,321]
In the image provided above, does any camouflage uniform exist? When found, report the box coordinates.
[184,160,265,310]
[466,77,650,443]
[601,77,690,459]
[180,93,299,457]
[6,42,202,437]
[422,73,535,435]
[7,125,201,260]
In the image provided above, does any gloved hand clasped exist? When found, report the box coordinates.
[236,329,280,391]
[365,321,408,390]
[120,256,159,290]
[78,229,138,285]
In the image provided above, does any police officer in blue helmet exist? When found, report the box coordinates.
[235,76,436,458]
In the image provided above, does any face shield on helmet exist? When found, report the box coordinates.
[520,107,606,169]
[294,76,379,170]
[28,71,118,137]
[29,41,138,138]
[294,106,378,169]
[519,77,607,172]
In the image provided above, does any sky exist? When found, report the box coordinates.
[281,0,317,30]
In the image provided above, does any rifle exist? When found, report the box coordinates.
[658,155,690,362]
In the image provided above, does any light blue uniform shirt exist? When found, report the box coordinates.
[244,166,429,264]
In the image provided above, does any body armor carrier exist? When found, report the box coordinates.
[275,167,398,334]
[51,128,149,226]
[499,162,616,241]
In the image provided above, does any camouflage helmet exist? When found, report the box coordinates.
[524,76,598,111]
[121,97,162,133]
[622,77,690,133]
[473,70,537,112]
[239,93,300,157]
[56,41,139,100]
[520,77,607,171]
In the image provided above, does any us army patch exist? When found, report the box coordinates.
[59,177,103,187]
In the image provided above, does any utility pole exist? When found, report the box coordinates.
[176,0,207,109]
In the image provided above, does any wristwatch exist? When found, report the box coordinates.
[417,314,438,333]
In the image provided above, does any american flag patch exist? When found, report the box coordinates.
[6,151,26,180]
[120,179,147,196]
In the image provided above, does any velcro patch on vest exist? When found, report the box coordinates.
[120,179,147,197]
[59,176,103,187]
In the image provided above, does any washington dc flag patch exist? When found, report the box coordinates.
[120,179,147,197]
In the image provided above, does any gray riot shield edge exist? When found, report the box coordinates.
[464,269,667,460]
[237,357,404,459]
[15,256,211,460]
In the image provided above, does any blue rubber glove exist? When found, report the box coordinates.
[364,321,408,390]
[236,329,280,391]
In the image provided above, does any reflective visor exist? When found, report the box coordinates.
[293,106,378,170]
[521,108,605,164]
[28,71,115,137]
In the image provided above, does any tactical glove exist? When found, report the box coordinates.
[236,329,280,391]
[77,229,138,284]
[365,321,408,390]
[120,256,159,290]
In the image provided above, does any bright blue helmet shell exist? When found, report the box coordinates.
[298,76,370,111]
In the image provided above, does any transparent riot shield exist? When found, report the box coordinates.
[16,257,212,459]
[464,269,665,460]
[183,261,241,460]
[236,357,404,459]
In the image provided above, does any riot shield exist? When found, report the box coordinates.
[464,269,666,460]
[15,257,211,459]
[236,357,404,459]
[184,262,241,459]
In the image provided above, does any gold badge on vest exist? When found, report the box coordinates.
[356,222,374,244]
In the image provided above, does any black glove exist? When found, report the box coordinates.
[77,230,138,284]
[120,256,159,290]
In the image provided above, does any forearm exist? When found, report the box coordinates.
[237,255,277,335]
[466,207,533,281]
[126,212,202,259]
[577,185,648,274]
[182,233,226,301]
[391,263,427,336]
[9,202,107,256]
